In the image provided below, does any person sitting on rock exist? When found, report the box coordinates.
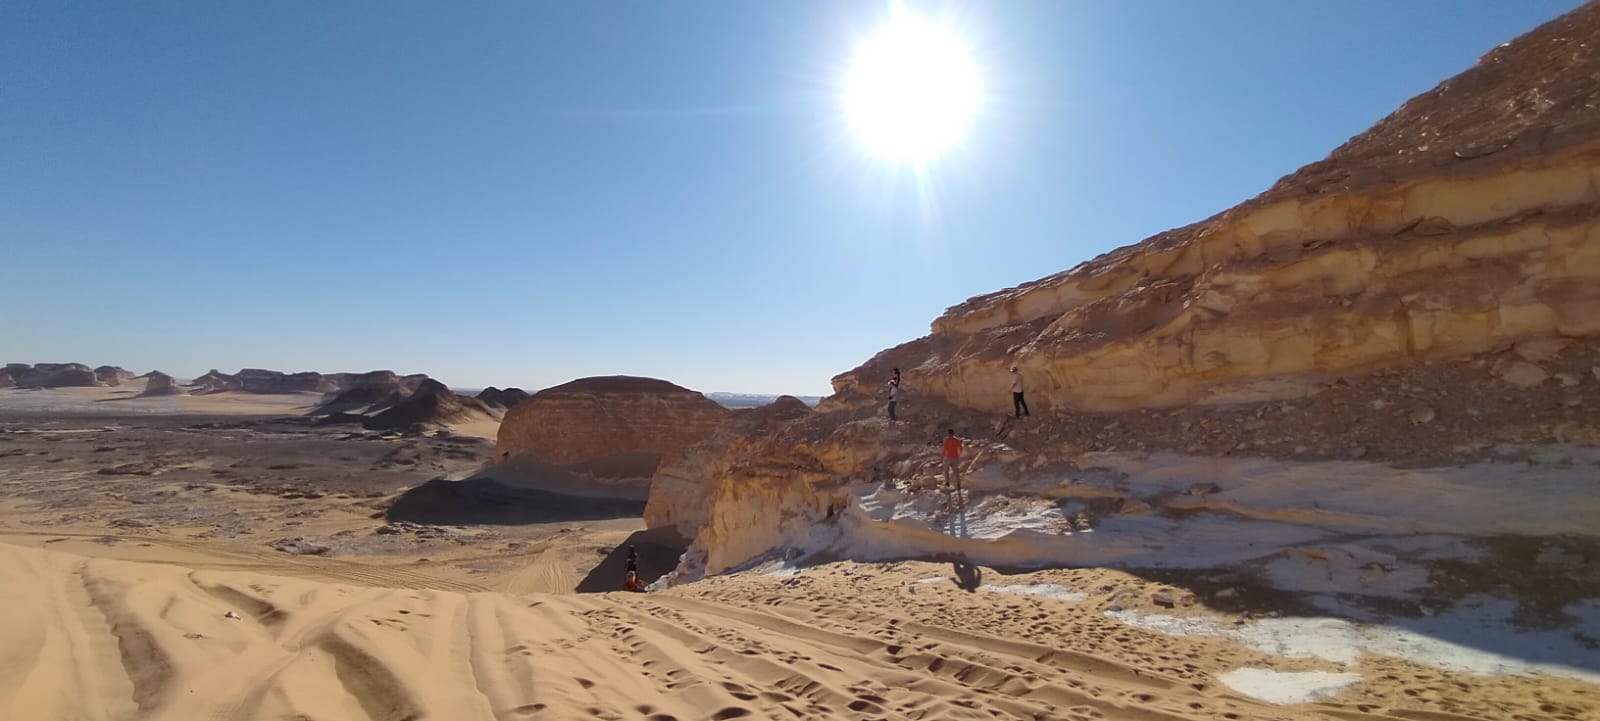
[623,569,646,592]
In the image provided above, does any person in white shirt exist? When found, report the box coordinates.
[1010,367,1030,418]
[887,378,901,421]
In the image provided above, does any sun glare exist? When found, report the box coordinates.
[844,8,981,164]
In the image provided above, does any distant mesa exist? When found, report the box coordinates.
[360,378,498,431]
[188,368,420,397]
[705,391,824,409]
[0,363,101,389]
[139,371,183,397]
[312,371,415,415]
[235,368,339,394]
[496,375,731,488]
[94,366,135,386]
[475,386,530,410]
[188,369,240,394]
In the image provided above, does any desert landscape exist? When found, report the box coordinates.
[5,3,1600,721]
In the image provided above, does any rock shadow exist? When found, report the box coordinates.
[575,526,689,593]
[385,476,646,526]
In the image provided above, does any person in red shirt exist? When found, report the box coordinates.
[941,429,964,494]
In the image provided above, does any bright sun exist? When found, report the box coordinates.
[844,8,981,163]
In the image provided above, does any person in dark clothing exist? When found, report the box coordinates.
[887,379,901,421]
[623,545,645,591]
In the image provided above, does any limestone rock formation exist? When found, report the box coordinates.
[1,363,101,388]
[94,366,135,386]
[497,376,731,482]
[235,369,338,394]
[476,386,530,410]
[655,4,1600,584]
[312,370,412,415]
[644,396,814,536]
[139,371,183,396]
[188,369,240,393]
[362,379,497,431]
[830,4,1600,415]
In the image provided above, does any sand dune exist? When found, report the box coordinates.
[3,542,1591,721]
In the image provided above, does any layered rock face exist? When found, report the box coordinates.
[831,6,1600,415]
[497,376,731,480]
[658,5,1600,583]
[644,396,815,536]
[235,369,339,394]
[0,363,101,388]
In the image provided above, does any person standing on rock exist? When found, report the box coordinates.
[1010,366,1030,418]
[887,378,901,422]
[942,429,964,493]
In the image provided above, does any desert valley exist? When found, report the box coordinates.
[5,4,1600,721]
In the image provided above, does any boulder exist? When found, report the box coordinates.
[1498,361,1549,388]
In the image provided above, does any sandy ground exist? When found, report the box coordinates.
[4,545,1595,721]
[0,388,643,596]
[1,389,1596,720]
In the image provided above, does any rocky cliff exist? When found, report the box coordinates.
[497,376,731,482]
[655,4,1600,585]
[644,396,815,536]
[831,4,1600,415]
[0,363,101,388]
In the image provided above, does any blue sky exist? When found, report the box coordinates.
[1,1,1585,395]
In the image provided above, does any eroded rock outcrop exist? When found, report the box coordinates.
[658,5,1600,584]
[139,371,183,396]
[497,376,730,482]
[362,379,498,431]
[188,369,240,393]
[831,5,1600,415]
[312,370,413,415]
[235,369,338,394]
[94,366,135,386]
[1,363,101,388]
[476,386,530,410]
[644,396,815,536]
